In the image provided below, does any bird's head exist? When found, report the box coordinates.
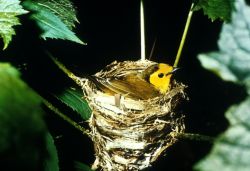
[143,63,178,94]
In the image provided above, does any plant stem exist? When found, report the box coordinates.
[140,0,146,60]
[43,98,88,135]
[176,132,215,143]
[49,54,82,87]
[46,54,89,135]
[173,3,194,67]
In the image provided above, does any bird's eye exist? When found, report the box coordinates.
[158,73,164,78]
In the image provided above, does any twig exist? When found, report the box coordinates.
[49,54,82,87]
[176,132,215,143]
[173,3,194,67]
[43,98,88,135]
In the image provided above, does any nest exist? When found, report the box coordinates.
[79,60,187,171]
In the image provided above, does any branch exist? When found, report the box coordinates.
[43,98,88,135]
[48,53,82,87]
[176,132,215,143]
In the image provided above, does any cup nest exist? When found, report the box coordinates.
[78,60,187,171]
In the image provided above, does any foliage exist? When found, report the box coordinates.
[195,0,250,170]
[0,0,28,50]
[22,0,85,45]
[193,0,235,21]
[75,161,93,171]
[1,0,245,170]
[0,0,85,50]
[31,0,79,30]
[44,133,59,171]
[56,88,92,120]
[0,63,59,171]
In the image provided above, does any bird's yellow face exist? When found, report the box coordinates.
[149,63,174,94]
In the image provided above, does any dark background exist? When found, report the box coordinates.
[1,0,247,170]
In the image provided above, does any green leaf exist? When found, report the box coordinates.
[0,63,47,170]
[193,0,235,21]
[195,98,250,171]
[28,0,78,30]
[44,133,59,171]
[0,0,28,50]
[195,0,250,170]
[198,0,250,94]
[22,0,86,45]
[74,161,93,171]
[56,88,92,120]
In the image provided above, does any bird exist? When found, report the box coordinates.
[88,63,178,100]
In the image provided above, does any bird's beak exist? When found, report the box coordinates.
[171,67,180,74]
[166,67,180,76]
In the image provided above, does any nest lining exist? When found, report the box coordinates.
[79,60,187,171]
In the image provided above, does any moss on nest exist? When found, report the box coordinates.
[79,60,187,171]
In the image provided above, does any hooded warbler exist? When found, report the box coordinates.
[89,63,178,100]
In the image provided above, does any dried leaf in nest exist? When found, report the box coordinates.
[78,60,187,171]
